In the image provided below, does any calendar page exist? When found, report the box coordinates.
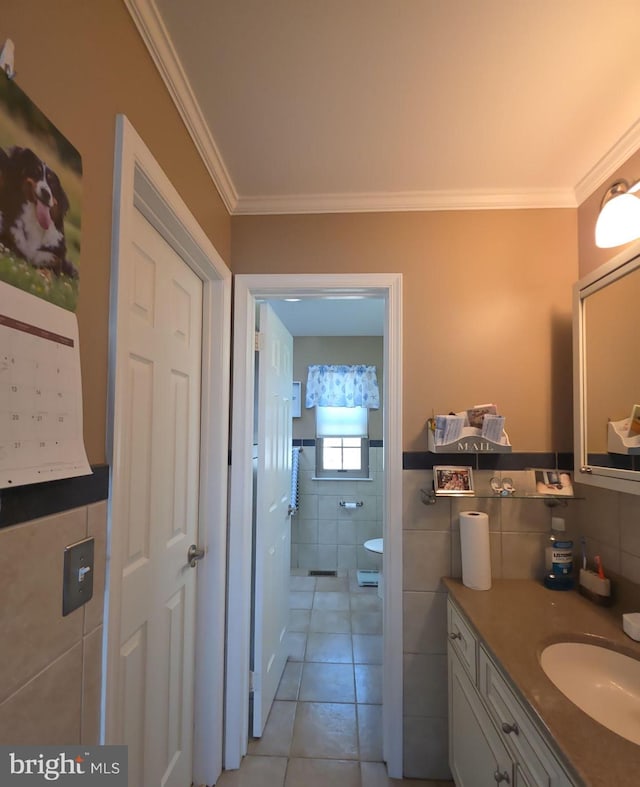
[0,281,90,488]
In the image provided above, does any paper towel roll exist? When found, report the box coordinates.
[459,511,492,590]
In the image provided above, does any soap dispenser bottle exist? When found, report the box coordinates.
[543,516,574,590]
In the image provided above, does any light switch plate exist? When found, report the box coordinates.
[63,536,94,616]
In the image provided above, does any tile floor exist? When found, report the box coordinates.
[216,570,453,787]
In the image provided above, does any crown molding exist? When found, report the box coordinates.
[574,117,640,206]
[234,188,577,215]
[129,0,640,217]
[125,0,238,213]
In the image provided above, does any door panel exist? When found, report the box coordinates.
[118,208,202,786]
[252,303,293,736]
[120,627,146,787]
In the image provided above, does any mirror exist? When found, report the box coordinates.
[574,241,640,493]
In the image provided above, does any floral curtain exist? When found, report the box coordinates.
[305,364,380,409]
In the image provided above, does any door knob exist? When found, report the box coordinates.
[187,544,205,567]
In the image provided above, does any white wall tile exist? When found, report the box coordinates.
[621,551,640,584]
[403,591,448,654]
[337,520,356,545]
[318,520,338,544]
[501,532,547,580]
[337,545,357,569]
[576,486,621,546]
[318,495,341,519]
[499,497,549,532]
[0,508,86,703]
[298,494,319,520]
[298,545,319,569]
[403,653,448,718]
[620,494,640,557]
[298,519,319,544]
[403,531,451,591]
[403,716,451,780]
[316,545,338,570]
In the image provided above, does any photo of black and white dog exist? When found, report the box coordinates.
[0,145,77,278]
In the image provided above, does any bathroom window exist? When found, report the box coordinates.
[315,406,369,479]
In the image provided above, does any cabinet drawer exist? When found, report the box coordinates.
[479,648,572,787]
[448,600,478,683]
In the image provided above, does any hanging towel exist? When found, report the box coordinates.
[290,446,301,513]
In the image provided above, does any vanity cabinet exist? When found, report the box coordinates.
[448,599,574,787]
[449,648,513,786]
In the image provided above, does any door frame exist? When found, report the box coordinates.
[105,115,231,786]
[226,273,403,778]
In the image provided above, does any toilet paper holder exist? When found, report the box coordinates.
[340,500,364,508]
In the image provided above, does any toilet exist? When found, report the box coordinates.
[362,537,383,598]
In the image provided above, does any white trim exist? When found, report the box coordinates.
[124,0,640,216]
[574,117,640,206]
[124,0,238,213]
[381,275,403,775]
[226,273,404,778]
[106,115,231,786]
[234,187,576,215]
[125,0,640,217]
[224,276,255,766]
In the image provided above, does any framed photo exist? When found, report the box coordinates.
[434,465,474,495]
[533,469,573,496]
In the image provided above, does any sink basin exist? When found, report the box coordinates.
[540,642,640,746]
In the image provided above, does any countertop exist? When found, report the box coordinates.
[443,578,640,787]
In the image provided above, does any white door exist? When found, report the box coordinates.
[252,303,294,736]
[108,117,231,787]
[115,208,203,786]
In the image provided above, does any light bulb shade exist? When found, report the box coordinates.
[595,181,640,248]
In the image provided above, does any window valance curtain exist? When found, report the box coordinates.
[305,364,380,409]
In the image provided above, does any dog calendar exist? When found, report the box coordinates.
[0,281,90,487]
[0,67,89,488]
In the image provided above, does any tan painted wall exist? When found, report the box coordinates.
[232,210,578,452]
[1,2,231,464]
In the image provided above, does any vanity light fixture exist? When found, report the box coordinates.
[594,178,640,248]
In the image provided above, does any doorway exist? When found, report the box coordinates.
[226,274,403,778]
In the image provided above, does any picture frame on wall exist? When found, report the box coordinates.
[533,469,574,496]
[433,465,474,495]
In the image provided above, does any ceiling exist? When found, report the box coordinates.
[267,297,385,336]
[129,0,640,216]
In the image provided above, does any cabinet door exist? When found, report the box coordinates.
[516,763,536,787]
[479,648,573,787]
[449,649,513,786]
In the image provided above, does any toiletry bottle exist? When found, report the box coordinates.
[543,516,574,590]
